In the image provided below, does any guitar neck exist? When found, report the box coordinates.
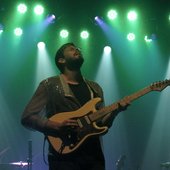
[89,86,152,122]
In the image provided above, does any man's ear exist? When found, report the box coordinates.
[58,58,65,64]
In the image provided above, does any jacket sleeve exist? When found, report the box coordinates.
[21,81,49,133]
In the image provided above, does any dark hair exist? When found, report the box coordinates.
[55,42,75,72]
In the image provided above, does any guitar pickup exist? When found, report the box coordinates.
[77,119,83,128]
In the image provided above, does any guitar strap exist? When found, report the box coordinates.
[85,80,94,100]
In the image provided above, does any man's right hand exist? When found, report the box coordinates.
[45,119,78,137]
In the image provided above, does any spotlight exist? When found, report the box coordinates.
[37,42,45,49]
[60,29,69,38]
[94,16,100,21]
[17,3,27,14]
[104,46,111,54]
[94,16,104,25]
[94,16,103,21]
[127,11,137,21]
[34,5,44,15]
[80,30,89,39]
[107,10,117,20]
[14,27,23,36]
[46,14,56,24]
[127,33,135,41]
[51,14,56,20]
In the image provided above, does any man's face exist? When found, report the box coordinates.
[62,45,84,70]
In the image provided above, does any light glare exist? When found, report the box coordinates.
[127,33,135,41]
[80,31,89,39]
[46,14,56,24]
[17,3,27,13]
[107,10,117,20]
[127,11,137,21]
[60,30,69,38]
[34,5,44,15]
[37,42,45,49]
[14,27,23,36]
[104,46,111,53]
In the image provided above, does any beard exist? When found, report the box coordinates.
[65,56,84,71]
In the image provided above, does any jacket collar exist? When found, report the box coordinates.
[59,74,74,97]
[59,74,98,99]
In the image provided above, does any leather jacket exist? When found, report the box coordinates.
[21,74,104,133]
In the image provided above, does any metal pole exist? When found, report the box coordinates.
[27,140,32,170]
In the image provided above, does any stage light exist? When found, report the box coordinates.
[104,46,111,54]
[94,16,100,24]
[127,33,135,41]
[144,34,157,42]
[17,3,27,14]
[80,30,89,39]
[60,29,69,38]
[46,14,56,24]
[127,11,137,21]
[94,16,104,22]
[37,42,45,49]
[94,16,104,26]
[50,14,56,20]
[94,16,99,21]
[0,24,4,34]
[34,5,44,15]
[144,36,152,42]
[107,10,117,20]
[14,27,23,36]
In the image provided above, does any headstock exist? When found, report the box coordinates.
[150,79,170,91]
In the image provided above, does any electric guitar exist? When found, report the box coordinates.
[47,79,170,154]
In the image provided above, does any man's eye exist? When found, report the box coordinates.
[69,48,75,51]
[68,47,81,51]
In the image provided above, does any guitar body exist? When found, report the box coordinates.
[47,97,108,154]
